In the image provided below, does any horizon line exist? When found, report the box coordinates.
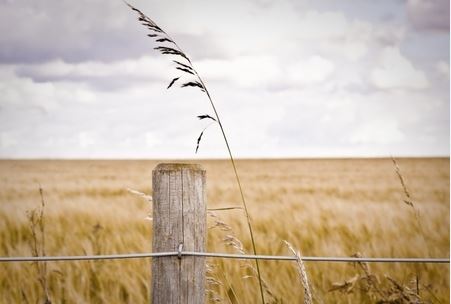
[0,155,449,161]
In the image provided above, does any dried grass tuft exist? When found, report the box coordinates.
[26,186,52,304]
[330,252,429,303]
[391,157,430,256]
[208,212,279,303]
[126,188,152,220]
[284,241,313,304]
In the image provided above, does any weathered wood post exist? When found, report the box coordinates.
[151,163,206,303]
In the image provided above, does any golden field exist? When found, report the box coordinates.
[0,158,449,303]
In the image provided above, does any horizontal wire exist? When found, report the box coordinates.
[184,252,451,263]
[0,252,449,264]
[0,252,177,262]
[185,252,450,263]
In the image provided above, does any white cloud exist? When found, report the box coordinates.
[0,74,59,111]
[297,11,349,39]
[350,118,404,144]
[370,47,429,90]
[0,132,18,148]
[196,55,282,88]
[145,132,160,148]
[0,68,101,113]
[287,55,335,85]
[78,132,96,148]
[196,55,335,89]
[436,61,450,79]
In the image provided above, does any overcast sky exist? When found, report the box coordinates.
[0,0,449,159]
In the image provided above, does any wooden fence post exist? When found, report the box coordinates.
[151,163,206,304]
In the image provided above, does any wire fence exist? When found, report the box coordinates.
[1,251,449,264]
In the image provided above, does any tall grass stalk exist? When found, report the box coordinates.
[26,186,51,304]
[284,241,313,304]
[126,3,265,302]
[391,157,430,256]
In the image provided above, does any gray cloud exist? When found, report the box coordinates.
[407,0,450,32]
[14,61,169,91]
[174,33,230,61]
[0,0,154,63]
[0,0,232,65]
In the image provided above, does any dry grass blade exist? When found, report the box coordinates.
[391,157,430,256]
[350,252,385,298]
[329,251,434,303]
[205,262,224,303]
[205,245,239,304]
[328,274,359,294]
[198,114,217,121]
[155,37,173,43]
[207,212,232,231]
[26,186,52,304]
[227,287,240,304]
[196,130,204,154]
[126,188,152,202]
[181,81,205,90]
[154,46,190,61]
[167,77,180,89]
[126,188,152,220]
[385,276,422,303]
[173,60,194,70]
[208,211,276,303]
[125,2,163,34]
[421,282,444,303]
[284,241,313,304]
[176,66,195,75]
[207,206,242,211]
[391,157,414,207]
[206,277,223,287]
[223,235,245,254]
[195,120,216,153]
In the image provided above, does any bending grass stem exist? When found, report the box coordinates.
[196,75,266,304]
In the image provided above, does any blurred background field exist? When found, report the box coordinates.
[0,158,449,303]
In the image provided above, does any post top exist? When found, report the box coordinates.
[154,163,204,171]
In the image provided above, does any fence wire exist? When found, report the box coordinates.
[0,252,449,264]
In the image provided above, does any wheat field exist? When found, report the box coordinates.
[0,158,449,303]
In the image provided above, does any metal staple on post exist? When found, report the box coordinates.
[178,243,183,259]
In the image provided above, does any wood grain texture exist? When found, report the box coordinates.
[152,163,206,304]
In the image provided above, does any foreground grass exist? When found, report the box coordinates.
[0,158,449,303]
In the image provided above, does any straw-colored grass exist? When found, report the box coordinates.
[0,158,449,303]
